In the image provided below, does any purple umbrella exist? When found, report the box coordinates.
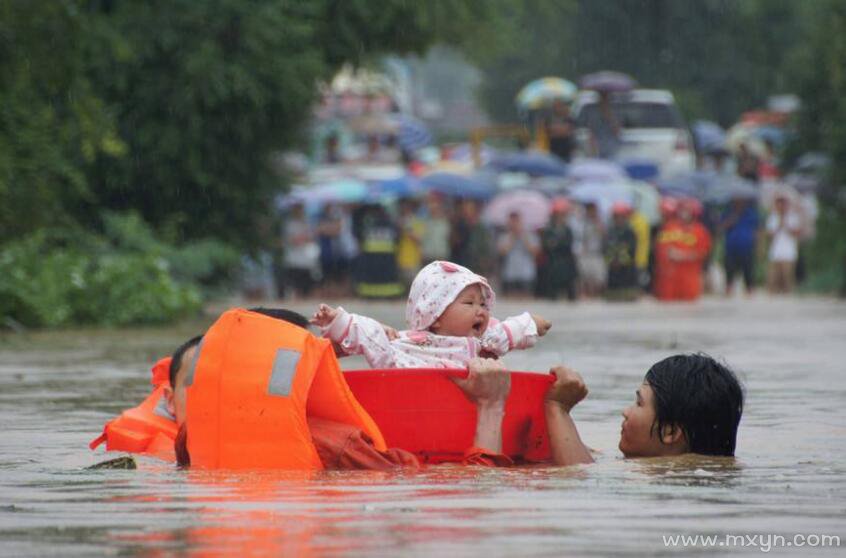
[579,71,637,93]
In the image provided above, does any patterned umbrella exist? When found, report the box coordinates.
[516,77,578,110]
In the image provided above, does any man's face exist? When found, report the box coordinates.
[165,345,198,426]
[619,381,680,457]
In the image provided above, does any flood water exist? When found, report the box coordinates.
[1,296,845,556]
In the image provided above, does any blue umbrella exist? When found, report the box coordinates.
[656,173,706,199]
[367,175,422,201]
[487,151,568,177]
[276,179,370,216]
[702,176,759,204]
[752,125,785,148]
[692,120,726,152]
[397,115,432,152]
[622,159,660,181]
[419,173,495,199]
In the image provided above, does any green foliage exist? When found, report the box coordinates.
[0,213,214,328]
[0,0,125,241]
[1,0,503,250]
[789,0,846,293]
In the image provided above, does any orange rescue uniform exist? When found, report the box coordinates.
[654,221,711,301]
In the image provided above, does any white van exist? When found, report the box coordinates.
[572,89,695,178]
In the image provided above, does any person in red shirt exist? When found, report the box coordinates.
[653,198,711,301]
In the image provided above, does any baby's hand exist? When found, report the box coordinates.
[382,324,399,340]
[532,314,551,336]
[310,304,338,327]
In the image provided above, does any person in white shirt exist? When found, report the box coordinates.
[766,195,802,294]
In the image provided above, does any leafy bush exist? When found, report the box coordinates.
[0,213,221,328]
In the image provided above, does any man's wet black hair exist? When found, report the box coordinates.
[169,335,203,387]
[644,353,744,457]
[248,307,310,329]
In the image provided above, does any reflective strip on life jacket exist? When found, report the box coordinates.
[185,308,385,470]
[89,384,178,462]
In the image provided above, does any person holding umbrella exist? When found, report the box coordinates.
[579,71,635,160]
[545,99,577,162]
[590,91,622,160]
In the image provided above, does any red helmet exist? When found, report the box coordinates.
[551,197,572,213]
[681,197,703,218]
[612,201,633,216]
[660,197,679,218]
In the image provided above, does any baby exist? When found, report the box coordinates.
[311,260,551,369]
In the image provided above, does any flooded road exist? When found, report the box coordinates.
[2,296,845,556]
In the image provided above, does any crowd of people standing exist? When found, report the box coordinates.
[262,150,814,304]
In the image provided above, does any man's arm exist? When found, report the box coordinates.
[452,358,511,453]
[544,366,594,465]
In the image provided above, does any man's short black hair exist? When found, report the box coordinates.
[248,307,310,329]
[169,335,203,388]
[645,353,744,456]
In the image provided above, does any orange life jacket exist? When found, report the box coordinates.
[89,357,178,461]
[185,308,386,470]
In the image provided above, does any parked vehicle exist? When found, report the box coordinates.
[572,89,695,178]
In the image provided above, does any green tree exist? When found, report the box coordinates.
[790,0,846,292]
[2,0,505,249]
[0,1,124,242]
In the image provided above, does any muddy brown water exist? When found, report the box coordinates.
[1,297,844,556]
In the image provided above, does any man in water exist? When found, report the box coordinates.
[543,353,744,465]
[167,308,513,470]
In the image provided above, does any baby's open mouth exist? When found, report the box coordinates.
[471,319,484,336]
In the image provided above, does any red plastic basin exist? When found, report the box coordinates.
[343,368,553,464]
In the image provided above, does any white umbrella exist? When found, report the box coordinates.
[568,159,627,183]
[569,180,634,221]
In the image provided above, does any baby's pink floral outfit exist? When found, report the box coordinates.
[321,261,539,369]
